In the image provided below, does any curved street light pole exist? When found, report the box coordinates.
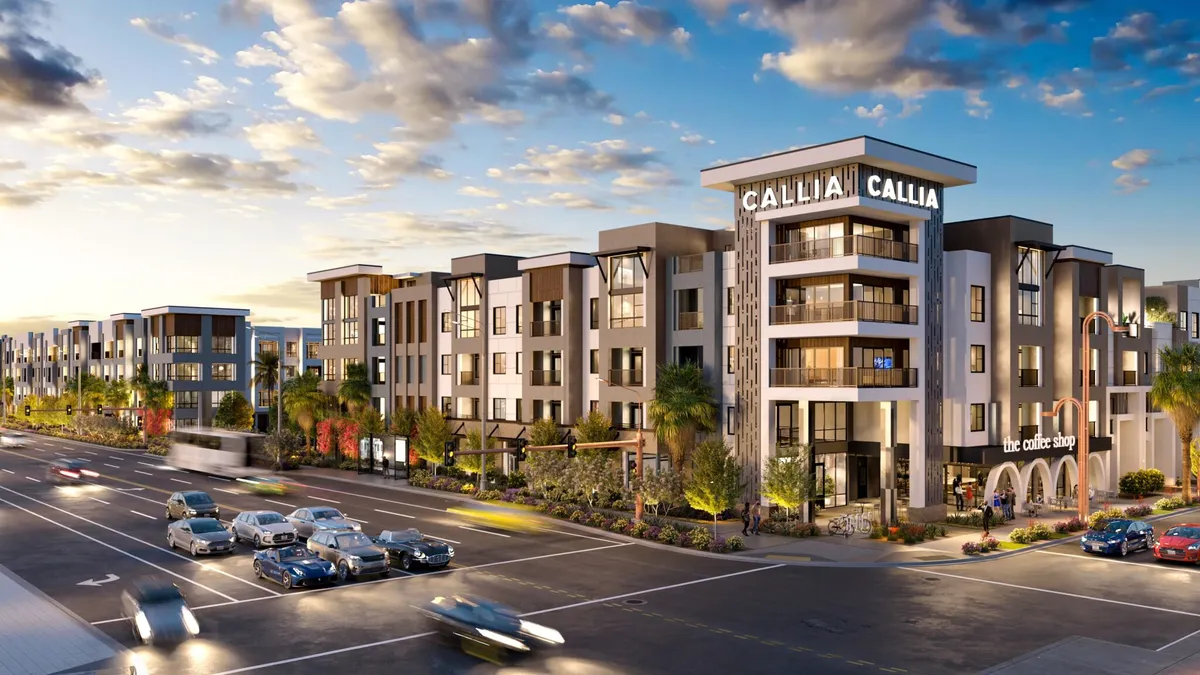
[1079,311,1127,521]
[599,376,645,521]
[1042,397,1086,520]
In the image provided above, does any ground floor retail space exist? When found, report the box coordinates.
[941,442,1114,512]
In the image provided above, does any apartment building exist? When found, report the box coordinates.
[249,325,322,428]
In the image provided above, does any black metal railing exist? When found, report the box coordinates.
[459,372,478,386]
[530,321,561,337]
[677,312,703,330]
[530,370,562,386]
[607,369,644,387]
[1018,369,1040,387]
[769,234,918,265]
[769,300,917,325]
[768,367,918,388]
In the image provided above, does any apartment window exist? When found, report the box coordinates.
[441,312,453,333]
[286,342,298,358]
[322,298,336,323]
[342,295,359,320]
[372,319,386,346]
[491,352,505,375]
[609,293,645,329]
[175,391,198,410]
[306,343,318,359]
[970,286,985,322]
[727,287,735,316]
[611,254,646,291]
[285,366,296,378]
[211,363,235,381]
[590,349,599,375]
[515,398,523,422]
[407,356,415,385]
[727,345,735,374]
[1193,313,1199,340]
[458,309,479,338]
[322,324,334,346]
[167,335,199,354]
[406,302,415,344]
[369,293,386,309]
[212,336,234,354]
[970,403,985,432]
[342,319,359,345]
[440,397,451,415]
[211,391,230,407]
[419,355,427,384]
[970,345,985,373]
[323,359,336,381]
[676,288,703,330]
[136,337,144,358]
[493,398,506,421]
[590,298,599,330]
[441,355,452,375]
[418,300,428,343]
[812,402,847,441]
[515,305,523,334]
[515,352,523,374]
[1016,247,1043,326]
[167,363,200,381]
[493,307,506,335]
[726,406,736,435]
[258,340,278,354]
[374,358,386,385]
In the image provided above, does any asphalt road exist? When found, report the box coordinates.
[4,432,1200,674]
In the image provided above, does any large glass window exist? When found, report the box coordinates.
[458,309,479,338]
[970,403,985,432]
[211,363,235,381]
[322,324,334,346]
[1016,247,1042,326]
[441,354,452,375]
[610,255,646,291]
[458,278,481,308]
[970,345,985,373]
[212,336,234,354]
[812,402,847,441]
[342,320,359,345]
[342,295,359,320]
[175,391,198,409]
[492,306,506,335]
[166,335,199,353]
[167,363,200,381]
[970,286,985,322]
[306,343,318,359]
[610,293,644,328]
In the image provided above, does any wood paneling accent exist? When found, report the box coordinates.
[529,266,565,303]
[321,281,336,299]
[114,322,125,341]
[369,274,399,295]
[149,319,159,338]
[212,316,236,337]
[777,337,909,350]
[341,279,357,296]
[166,314,201,336]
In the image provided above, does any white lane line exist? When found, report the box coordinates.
[205,557,779,675]
[1035,549,1181,572]
[905,567,1200,618]
[82,451,98,456]
[425,534,461,544]
[90,497,111,505]
[290,481,448,514]
[535,526,622,543]
[0,493,239,603]
[86,482,163,506]
[54,452,66,457]
[103,464,120,469]
[107,456,124,461]
[0,484,281,598]
[209,476,231,482]
[137,462,157,467]
[170,478,191,485]
[129,510,156,520]
[73,458,91,463]
[1,469,13,474]
[374,509,415,519]
[347,518,369,524]
[264,499,295,509]
[214,488,241,495]
[134,470,153,476]
[309,495,340,504]
[459,525,510,538]
[25,476,40,483]
[1160,626,1200,651]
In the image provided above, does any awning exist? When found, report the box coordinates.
[590,246,652,283]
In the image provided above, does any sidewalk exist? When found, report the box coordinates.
[981,635,1200,674]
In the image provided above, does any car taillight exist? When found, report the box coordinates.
[60,470,80,478]
[81,469,98,477]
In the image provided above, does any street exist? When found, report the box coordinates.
[4,434,1200,675]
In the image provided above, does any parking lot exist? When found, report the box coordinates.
[5,433,1200,674]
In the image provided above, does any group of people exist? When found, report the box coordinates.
[740,501,762,536]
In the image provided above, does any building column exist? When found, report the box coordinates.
[880,401,897,526]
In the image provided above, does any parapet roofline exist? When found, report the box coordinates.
[306,264,385,282]
[517,252,597,271]
[141,306,251,317]
[700,136,976,192]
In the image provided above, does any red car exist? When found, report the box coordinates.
[1153,524,1200,563]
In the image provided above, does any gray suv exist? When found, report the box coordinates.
[307,530,388,582]
[231,510,297,548]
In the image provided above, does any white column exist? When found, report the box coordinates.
[908,397,927,508]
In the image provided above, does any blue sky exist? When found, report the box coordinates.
[0,0,1197,333]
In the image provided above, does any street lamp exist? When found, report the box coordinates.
[599,376,645,521]
[1042,398,1086,520]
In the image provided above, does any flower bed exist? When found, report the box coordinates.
[1155,496,1192,511]
[1124,504,1153,518]
[1009,521,1055,544]
[758,518,822,538]
[1052,516,1087,534]
[3,419,153,451]
[1087,507,1127,530]
[944,511,1013,528]
[962,537,1001,555]
[875,522,947,544]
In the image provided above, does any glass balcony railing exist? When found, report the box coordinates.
[769,301,917,326]
[1018,369,1040,387]
[676,312,703,330]
[530,370,562,386]
[459,372,478,386]
[1019,425,1039,441]
[607,369,644,387]
[769,235,918,265]
[768,367,918,388]
[530,320,561,337]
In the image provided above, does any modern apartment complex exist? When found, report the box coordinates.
[248,325,322,428]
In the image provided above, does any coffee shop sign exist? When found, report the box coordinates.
[1002,432,1077,454]
[740,174,940,212]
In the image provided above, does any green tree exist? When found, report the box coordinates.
[63,372,106,410]
[354,405,386,437]
[647,361,718,470]
[282,370,328,450]
[529,417,561,447]
[103,377,130,410]
[265,430,305,470]
[413,407,452,467]
[683,437,743,535]
[525,417,567,495]
[3,375,14,413]
[213,391,255,431]
[762,444,815,520]
[1146,296,1174,324]
[337,361,372,414]
[460,428,495,475]
[573,409,617,455]
[568,410,621,503]
[634,467,683,516]
[252,350,282,427]
[1151,343,1200,502]
[390,406,419,438]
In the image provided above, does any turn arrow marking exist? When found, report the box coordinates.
[77,573,120,587]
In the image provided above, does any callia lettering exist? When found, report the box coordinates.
[866,174,939,210]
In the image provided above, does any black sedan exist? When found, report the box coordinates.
[120,580,200,646]
[417,594,563,664]
[373,528,455,571]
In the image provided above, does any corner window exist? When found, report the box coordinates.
[970,345,985,373]
[441,355,452,376]
[727,287,735,315]
[727,345,735,374]
[590,298,599,330]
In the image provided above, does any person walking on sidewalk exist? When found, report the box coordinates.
[382,456,390,479]
[1005,487,1016,519]
[982,503,993,536]
[751,501,762,535]
[741,502,751,536]
[953,477,964,512]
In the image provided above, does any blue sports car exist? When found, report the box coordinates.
[252,544,337,589]
[1080,518,1155,556]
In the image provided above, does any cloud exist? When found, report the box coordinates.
[4,111,120,150]
[965,89,992,118]
[121,75,232,137]
[1108,148,1199,194]
[234,44,289,69]
[627,204,655,215]
[611,167,681,195]
[500,139,676,194]
[306,193,369,209]
[0,181,53,207]
[457,185,502,198]
[527,69,615,111]
[1111,148,1155,171]
[244,117,321,158]
[680,133,713,145]
[0,159,24,171]
[553,1,691,52]
[1113,173,1149,194]
[0,314,70,337]
[1140,83,1194,102]
[348,138,451,186]
[130,17,220,64]
[1036,82,1085,109]
[104,145,306,194]
[604,113,624,125]
[1091,11,1198,76]
[219,279,317,320]
[0,0,98,109]
[523,191,612,210]
[853,103,889,125]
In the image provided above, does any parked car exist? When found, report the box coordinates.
[373,528,455,571]
[0,431,27,447]
[46,459,97,485]
[120,580,200,645]
[252,544,337,590]
[1154,524,1200,563]
[307,530,388,581]
[165,491,220,520]
[285,506,361,540]
[244,476,301,497]
[1081,518,1154,556]
[167,518,237,556]
[417,594,563,663]
[232,510,298,548]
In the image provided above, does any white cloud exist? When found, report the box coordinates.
[1113,174,1149,194]
[523,191,612,210]
[130,17,220,64]
[121,76,232,137]
[235,44,290,69]
[504,139,666,186]
[349,139,452,186]
[307,193,370,209]
[1111,149,1156,171]
[965,89,992,118]
[556,1,691,51]
[244,118,321,159]
[304,212,584,259]
[680,133,714,145]
[604,113,625,125]
[853,103,889,126]
[457,186,502,198]
[1037,82,1085,109]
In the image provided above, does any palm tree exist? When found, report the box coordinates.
[104,378,130,410]
[2,376,13,415]
[1151,343,1200,503]
[64,372,107,411]
[338,362,372,414]
[283,371,328,450]
[252,350,282,432]
[647,361,718,471]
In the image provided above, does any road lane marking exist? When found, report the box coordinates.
[25,476,40,482]
[1160,626,1200,651]
[309,495,340,504]
[0,493,239,602]
[460,525,510,538]
[82,451,98,456]
[209,476,231,482]
[134,470,153,476]
[265,499,295,509]
[1,469,13,474]
[170,478,191,485]
[0,484,281,598]
[1034,549,1177,572]
[90,498,110,505]
[347,518,369,524]
[129,510,156,520]
[103,464,120,469]
[73,458,91,463]
[904,567,1200,618]
[54,452,66,456]
[137,462,157,467]
[425,534,461,544]
[214,488,240,495]
[289,481,448,514]
[535,526,621,543]
[205,558,781,675]
[374,509,415,519]
[107,456,124,461]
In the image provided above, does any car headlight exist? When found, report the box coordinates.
[415,550,426,558]
[350,522,362,531]
[519,620,564,645]
[1187,543,1200,551]
[478,629,530,652]
[349,555,362,564]
[448,546,455,557]
[186,509,196,516]
[291,567,305,576]
[134,611,152,641]
[181,607,200,636]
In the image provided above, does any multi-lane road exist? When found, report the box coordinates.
[3,432,1200,674]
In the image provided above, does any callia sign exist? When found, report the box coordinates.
[1002,432,1077,454]
[741,173,941,212]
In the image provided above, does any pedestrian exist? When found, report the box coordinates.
[382,456,390,479]
[965,483,974,507]
[751,501,762,535]
[1006,487,1016,519]
[982,503,993,536]
[999,489,1008,520]
[741,502,751,536]
[953,477,964,512]
[992,490,1001,515]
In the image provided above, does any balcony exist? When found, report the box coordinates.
[776,427,802,448]
[1019,425,1039,441]
[677,312,704,331]
[530,370,562,387]
[1078,370,1098,387]
[1122,370,1137,386]
[769,367,918,388]
[769,301,918,326]
[530,321,561,337]
[676,254,704,274]
[1018,369,1041,387]
[459,372,478,386]
[769,235,918,265]
[607,369,644,387]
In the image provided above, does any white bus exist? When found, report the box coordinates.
[166,428,263,477]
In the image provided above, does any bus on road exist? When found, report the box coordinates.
[166,428,265,477]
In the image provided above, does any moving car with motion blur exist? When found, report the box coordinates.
[46,459,98,485]
[447,503,539,534]
[231,510,297,548]
[242,475,301,497]
[1154,524,1200,563]
[0,431,27,447]
[373,528,454,571]
[165,490,220,520]
[1081,518,1154,556]
[417,594,563,664]
[120,580,200,646]
[285,506,361,540]
[253,544,337,589]
[167,517,237,556]
[307,530,388,581]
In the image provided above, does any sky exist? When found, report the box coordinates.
[0,0,1197,335]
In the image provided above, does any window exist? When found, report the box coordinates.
[726,406,736,435]
[727,287,735,315]
[515,352,523,374]
[175,391,198,409]
[970,345,985,373]
[323,359,335,381]
[418,300,428,343]
[1017,289,1039,326]
[458,309,479,338]
[372,319,386,346]
[493,307,506,335]
[375,358,386,385]
[322,324,335,346]
[306,343,318,359]
[590,298,599,329]
[493,352,506,375]
[407,356,415,384]
[590,349,599,374]
[419,355,427,384]
[167,363,200,381]
[727,345,735,374]
[515,305,523,334]
[212,363,235,381]
[441,355,452,375]
[211,391,230,406]
[342,294,359,320]
[610,254,646,291]
[286,342,298,358]
[322,298,336,323]
[258,340,278,354]
[441,397,452,415]
[342,319,359,345]
[458,277,481,307]
[970,403,985,432]
[515,398,523,422]
[1015,247,1042,326]
[1193,313,1199,340]
[970,286,985,322]
[609,293,644,328]
[812,402,847,441]
[136,337,144,358]
[285,366,296,378]
[493,398,506,420]
[166,335,199,353]
[441,312,453,333]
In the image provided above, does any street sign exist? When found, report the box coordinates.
[77,574,119,587]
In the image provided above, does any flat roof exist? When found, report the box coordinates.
[306,264,384,282]
[108,313,141,320]
[141,306,251,317]
[517,252,597,271]
[700,136,976,192]
[948,215,1055,228]
[592,245,652,258]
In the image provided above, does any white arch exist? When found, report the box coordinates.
[1089,452,1109,494]
[985,462,1025,509]
[1020,458,1053,503]
[1051,455,1079,496]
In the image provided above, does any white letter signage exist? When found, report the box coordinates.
[1001,432,1077,454]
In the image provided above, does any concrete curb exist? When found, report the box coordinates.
[0,426,156,457]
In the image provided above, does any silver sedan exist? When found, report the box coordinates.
[285,507,361,541]
[167,518,237,556]
[232,510,298,548]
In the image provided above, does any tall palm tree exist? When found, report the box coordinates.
[252,350,282,432]
[338,361,372,414]
[647,361,718,471]
[283,370,328,450]
[64,372,107,410]
[104,377,130,410]
[1151,343,1200,503]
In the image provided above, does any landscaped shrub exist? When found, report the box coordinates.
[657,525,680,545]
[1010,522,1054,544]
[1009,527,1032,544]
[611,518,630,533]
[690,527,713,550]
[147,436,171,455]
[1155,496,1189,511]
[981,537,1000,551]
[708,536,729,553]
[569,510,587,523]
[945,511,1012,528]
[962,541,981,555]
[646,525,662,541]
[1119,469,1167,496]
[551,505,570,518]
[1027,521,1053,540]
[630,521,650,539]
[1088,507,1126,530]
[474,489,504,502]
[1125,504,1153,518]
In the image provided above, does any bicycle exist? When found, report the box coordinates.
[827,513,853,538]
[852,505,878,534]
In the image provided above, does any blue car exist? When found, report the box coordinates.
[252,544,337,589]
[1080,518,1155,556]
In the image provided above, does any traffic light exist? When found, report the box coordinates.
[96,404,103,416]
[513,439,527,462]
[65,404,72,416]
[24,404,31,417]
[443,440,456,467]
[566,435,577,459]
[137,416,144,430]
